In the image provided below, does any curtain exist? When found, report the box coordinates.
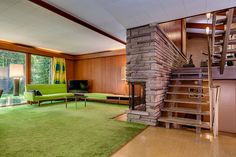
[52,57,66,84]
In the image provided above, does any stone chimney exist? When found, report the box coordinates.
[126,24,186,125]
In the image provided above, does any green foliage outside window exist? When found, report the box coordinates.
[31,55,52,84]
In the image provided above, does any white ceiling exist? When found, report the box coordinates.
[0,0,125,55]
[0,0,236,54]
[45,0,236,40]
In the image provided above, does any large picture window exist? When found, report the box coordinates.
[0,49,26,106]
[31,55,52,84]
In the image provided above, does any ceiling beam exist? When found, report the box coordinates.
[187,32,207,39]
[28,0,126,45]
[186,23,224,30]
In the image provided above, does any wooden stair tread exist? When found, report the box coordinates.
[168,84,208,88]
[164,99,209,105]
[227,49,236,53]
[215,30,224,36]
[215,28,236,36]
[215,41,223,45]
[158,117,210,129]
[161,107,210,115]
[216,18,226,24]
[173,67,208,70]
[170,78,208,81]
[166,91,209,96]
[230,28,236,34]
[171,72,208,75]
[217,49,236,54]
[226,58,236,61]
[228,39,236,45]
[216,16,236,25]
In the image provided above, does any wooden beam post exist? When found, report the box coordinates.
[26,53,31,84]
[212,12,216,58]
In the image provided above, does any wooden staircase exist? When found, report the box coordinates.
[158,67,210,133]
[212,8,236,74]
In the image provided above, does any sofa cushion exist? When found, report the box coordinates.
[35,93,74,101]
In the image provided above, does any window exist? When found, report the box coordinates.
[31,55,52,84]
[0,49,26,106]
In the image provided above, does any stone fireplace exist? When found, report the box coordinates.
[126,24,186,125]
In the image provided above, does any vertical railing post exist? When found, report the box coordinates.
[207,35,214,130]
[213,86,220,138]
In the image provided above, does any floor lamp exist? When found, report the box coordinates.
[9,64,24,96]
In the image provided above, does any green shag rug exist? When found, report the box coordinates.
[0,102,146,157]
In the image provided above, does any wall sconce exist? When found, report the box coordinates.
[9,64,24,96]
[206,27,210,35]
[206,13,211,20]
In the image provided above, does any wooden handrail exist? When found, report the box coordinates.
[207,35,213,87]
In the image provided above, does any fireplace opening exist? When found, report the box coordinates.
[128,82,146,111]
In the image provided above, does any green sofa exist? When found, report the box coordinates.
[24,84,74,105]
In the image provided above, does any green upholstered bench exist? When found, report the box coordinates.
[83,93,129,105]
[24,84,74,106]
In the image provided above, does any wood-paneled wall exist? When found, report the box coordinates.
[0,40,75,85]
[66,59,75,82]
[214,80,236,133]
[159,20,182,51]
[74,51,127,95]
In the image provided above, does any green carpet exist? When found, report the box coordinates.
[0,102,145,157]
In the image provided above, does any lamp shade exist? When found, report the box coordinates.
[9,64,24,78]
[0,67,8,78]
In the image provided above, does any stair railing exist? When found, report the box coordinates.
[208,21,221,137]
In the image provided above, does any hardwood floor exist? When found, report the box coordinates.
[111,126,236,157]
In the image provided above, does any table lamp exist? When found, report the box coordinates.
[9,64,24,96]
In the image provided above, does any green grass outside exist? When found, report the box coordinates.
[0,102,146,157]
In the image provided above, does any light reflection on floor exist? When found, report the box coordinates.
[112,126,236,157]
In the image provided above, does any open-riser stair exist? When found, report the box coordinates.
[158,67,210,133]
[212,9,236,74]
